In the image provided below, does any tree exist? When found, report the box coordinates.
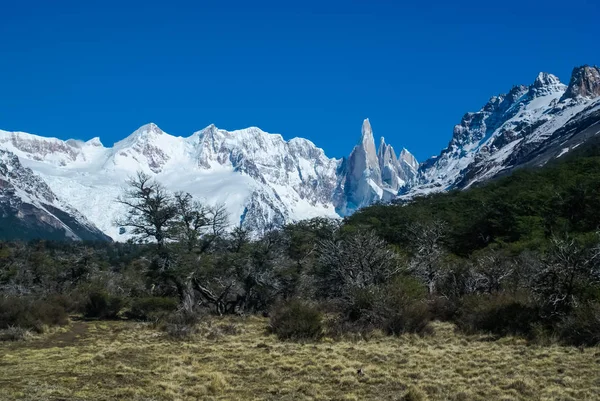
[318,229,401,298]
[407,220,448,295]
[115,171,177,250]
[170,192,208,252]
[532,234,600,315]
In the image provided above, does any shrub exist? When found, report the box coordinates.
[126,297,178,321]
[0,326,33,342]
[0,296,68,332]
[331,277,433,337]
[379,277,432,336]
[269,300,323,341]
[557,302,600,346]
[428,296,460,321]
[384,301,434,336]
[157,307,203,340]
[84,290,125,319]
[454,293,540,337]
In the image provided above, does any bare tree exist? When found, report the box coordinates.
[318,229,401,297]
[532,234,600,315]
[115,171,177,250]
[470,250,515,294]
[407,220,448,295]
[207,203,229,237]
[171,192,208,252]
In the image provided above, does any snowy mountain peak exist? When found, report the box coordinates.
[0,118,415,239]
[119,122,167,144]
[530,72,565,97]
[86,137,104,147]
[336,120,416,215]
[408,64,600,199]
[561,65,600,101]
[360,118,377,151]
[533,72,561,88]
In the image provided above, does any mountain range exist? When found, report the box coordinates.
[1,65,599,241]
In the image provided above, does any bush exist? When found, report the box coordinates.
[269,300,323,341]
[0,296,68,333]
[126,297,178,321]
[84,290,125,319]
[428,296,460,321]
[330,277,433,337]
[0,326,33,342]
[384,301,433,336]
[454,293,540,337]
[557,302,600,346]
[378,277,432,336]
[161,309,201,340]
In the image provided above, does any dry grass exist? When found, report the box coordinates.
[0,317,598,400]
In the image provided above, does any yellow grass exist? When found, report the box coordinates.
[0,317,598,400]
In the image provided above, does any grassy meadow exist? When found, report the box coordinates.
[0,317,598,401]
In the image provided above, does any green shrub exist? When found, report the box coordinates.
[454,293,540,337]
[84,290,124,319]
[384,301,433,336]
[428,296,460,321]
[269,300,323,341]
[0,296,68,332]
[557,302,600,346]
[126,297,178,321]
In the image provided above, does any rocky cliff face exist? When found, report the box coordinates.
[336,119,418,214]
[561,65,600,101]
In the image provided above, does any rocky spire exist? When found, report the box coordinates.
[378,136,402,189]
[560,65,600,101]
[529,72,565,97]
[399,148,419,173]
[359,118,379,170]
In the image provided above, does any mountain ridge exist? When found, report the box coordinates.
[2,64,599,241]
[0,121,417,240]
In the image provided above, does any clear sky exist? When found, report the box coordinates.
[1,0,598,161]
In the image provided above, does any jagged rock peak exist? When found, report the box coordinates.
[561,65,600,101]
[361,118,373,140]
[528,72,565,98]
[533,72,561,88]
[399,148,419,171]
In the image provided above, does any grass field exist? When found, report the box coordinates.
[0,317,598,401]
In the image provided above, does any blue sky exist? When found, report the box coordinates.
[1,0,598,161]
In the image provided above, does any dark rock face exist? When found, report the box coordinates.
[561,66,600,101]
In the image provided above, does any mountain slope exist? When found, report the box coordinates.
[407,65,600,197]
[0,149,111,241]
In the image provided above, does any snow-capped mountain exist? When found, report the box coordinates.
[0,149,110,241]
[406,65,600,197]
[0,122,415,240]
[4,64,597,242]
[335,119,418,214]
